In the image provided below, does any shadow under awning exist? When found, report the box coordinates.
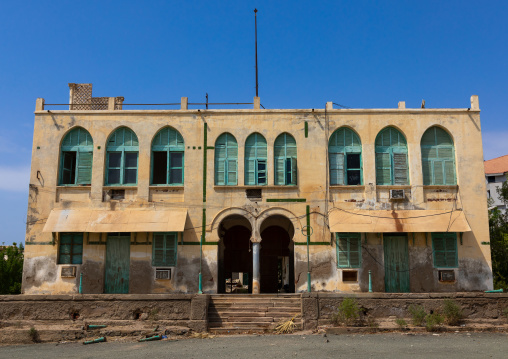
[42,209,188,233]
[329,209,471,233]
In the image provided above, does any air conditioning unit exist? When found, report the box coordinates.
[390,189,405,200]
[155,268,172,280]
[61,266,77,278]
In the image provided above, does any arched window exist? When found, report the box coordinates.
[151,127,185,185]
[274,133,297,185]
[59,127,93,185]
[215,133,238,185]
[421,127,456,185]
[328,127,362,185]
[106,127,139,185]
[245,133,267,185]
[375,127,409,185]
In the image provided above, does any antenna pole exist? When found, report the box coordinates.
[206,93,208,110]
[254,9,259,97]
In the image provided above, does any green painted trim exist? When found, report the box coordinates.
[87,242,107,245]
[304,121,308,138]
[25,242,54,245]
[183,241,218,245]
[294,242,330,245]
[481,241,490,245]
[203,123,207,202]
[266,198,306,202]
[132,242,151,245]
[207,146,214,150]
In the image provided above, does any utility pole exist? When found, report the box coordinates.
[254,8,259,97]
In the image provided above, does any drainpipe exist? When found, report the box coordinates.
[306,205,311,292]
[79,272,83,294]
[199,121,208,294]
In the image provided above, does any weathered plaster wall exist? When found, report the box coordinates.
[23,95,492,294]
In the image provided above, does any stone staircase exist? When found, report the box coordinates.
[208,294,302,334]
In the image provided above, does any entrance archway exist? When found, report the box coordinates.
[259,215,295,293]
[217,215,252,294]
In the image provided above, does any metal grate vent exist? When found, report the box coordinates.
[390,189,405,200]
[155,268,172,280]
[246,189,262,200]
[61,266,77,278]
[439,270,455,282]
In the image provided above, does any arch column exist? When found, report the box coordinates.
[252,240,260,294]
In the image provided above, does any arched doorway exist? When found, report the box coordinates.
[217,215,253,294]
[259,215,295,293]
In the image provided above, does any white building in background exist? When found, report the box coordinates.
[485,155,508,211]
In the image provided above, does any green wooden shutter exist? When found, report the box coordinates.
[376,152,391,185]
[393,153,408,185]
[215,145,226,185]
[165,233,177,266]
[275,157,285,185]
[245,159,256,185]
[432,233,457,268]
[153,234,165,266]
[227,159,237,185]
[72,234,83,264]
[330,153,344,185]
[433,160,444,185]
[59,234,73,264]
[348,235,361,268]
[444,160,455,185]
[76,151,93,185]
[290,157,297,185]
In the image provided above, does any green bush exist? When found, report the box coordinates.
[0,243,24,294]
[408,304,426,326]
[425,313,444,332]
[29,327,40,343]
[395,318,407,329]
[331,298,361,326]
[442,299,463,326]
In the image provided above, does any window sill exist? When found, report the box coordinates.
[150,186,184,190]
[330,185,365,189]
[214,185,299,189]
[376,185,412,189]
[103,186,138,190]
[56,185,91,190]
[423,185,458,189]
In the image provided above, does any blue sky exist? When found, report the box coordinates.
[0,1,507,245]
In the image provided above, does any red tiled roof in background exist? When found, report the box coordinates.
[485,155,508,174]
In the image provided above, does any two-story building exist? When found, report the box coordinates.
[22,84,493,294]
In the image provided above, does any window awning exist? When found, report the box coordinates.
[43,209,188,233]
[329,209,471,233]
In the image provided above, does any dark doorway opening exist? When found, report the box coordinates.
[260,226,295,293]
[218,224,253,294]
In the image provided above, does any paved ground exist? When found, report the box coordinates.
[1,332,507,359]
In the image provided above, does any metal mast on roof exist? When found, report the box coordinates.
[254,8,259,97]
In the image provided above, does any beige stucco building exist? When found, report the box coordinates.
[22,84,493,295]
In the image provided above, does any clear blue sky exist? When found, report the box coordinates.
[1,1,507,245]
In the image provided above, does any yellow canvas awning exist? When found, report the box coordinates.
[43,209,188,233]
[329,209,471,233]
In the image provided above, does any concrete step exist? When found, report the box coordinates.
[209,311,270,317]
[209,322,273,329]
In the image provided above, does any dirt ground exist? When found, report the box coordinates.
[1,332,507,359]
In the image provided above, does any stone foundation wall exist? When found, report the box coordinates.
[302,292,508,330]
[0,294,209,332]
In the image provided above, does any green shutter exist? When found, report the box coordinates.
[245,159,256,185]
[336,233,361,268]
[227,159,237,185]
[245,133,266,185]
[153,234,165,266]
[393,153,408,185]
[165,233,177,266]
[330,153,344,185]
[76,151,93,185]
[275,157,285,185]
[432,233,458,268]
[376,153,391,185]
[215,145,226,185]
[421,127,456,185]
[290,157,298,185]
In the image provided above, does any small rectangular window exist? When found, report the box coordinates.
[152,232,178,266]
[487,176,495,183]
[342,270,358,282]
[336,233,361,268]
[59,233,83,265]
[432,233,458,268]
